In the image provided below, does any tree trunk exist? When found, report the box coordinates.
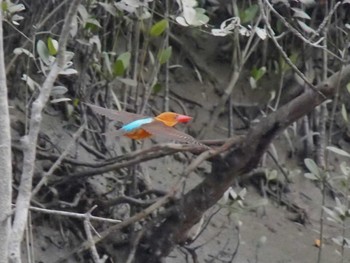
[0,1,13,261]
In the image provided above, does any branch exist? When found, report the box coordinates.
[49,143,210,184]
[8,1,81,262]
[0,1,13,262]
[27,206,121,224]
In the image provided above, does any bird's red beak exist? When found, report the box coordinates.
[176,114,192,123]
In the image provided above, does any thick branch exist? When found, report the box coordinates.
[0,2,13,262]
[134,64,350,262]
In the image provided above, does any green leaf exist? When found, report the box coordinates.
[85,18,101,32]
[304,158,320,177]
[346,82,350,94]
[152,83,162,94]
[327,146,350,158]
[266,169,278,181]
[117,78,137,87]
[47,37,58,56]
[281,52,298,72]
[251,66,266,82]
[342,104,348,122]
[36,40,50,65]
[113,60,124,76]
[340,162,350,176]
[73,98,80,108]
[113,52,131,77]
[98,2,117,16]
[158,46,172,64]
[150,19,168,37]
[51,86,68,96]
[118,52,131,69]
[323,206,343,224]
[240,4,259,24]
[103,52,112,76]
[13,48,34,58]
[50,98,71,104]
[194,8,209,25]
[304,173,318,181]
[8,3,25,13]
[2,2,8,12]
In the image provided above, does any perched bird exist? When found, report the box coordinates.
[86,103,204,146]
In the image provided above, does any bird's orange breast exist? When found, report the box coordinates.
[124,128,152,139]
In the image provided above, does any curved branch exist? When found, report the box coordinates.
[50,143,211,183]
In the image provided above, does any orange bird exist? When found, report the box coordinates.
[86,103,203,145]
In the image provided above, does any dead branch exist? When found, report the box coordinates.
[0,1,13,261]
[49,142,213,183]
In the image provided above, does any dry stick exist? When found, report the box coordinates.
[258,0,325,98]
[50,143,209,183]
[83,206,106,263]
[27,206,121,224]
[8,1,81,262]
[0,1,13,262]
[32,124,86,196]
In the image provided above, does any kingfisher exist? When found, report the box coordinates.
[86,103,204,146]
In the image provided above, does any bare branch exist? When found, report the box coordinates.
[27,206,121,224]
[83,206,107,263]
[0,1,13,261]
[50,143,210,183]
[8,1,81,262]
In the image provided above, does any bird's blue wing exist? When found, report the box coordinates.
[121,117,154,132]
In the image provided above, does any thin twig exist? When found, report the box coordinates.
[26,205,121,224]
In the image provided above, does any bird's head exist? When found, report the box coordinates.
[155,112,192,127]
